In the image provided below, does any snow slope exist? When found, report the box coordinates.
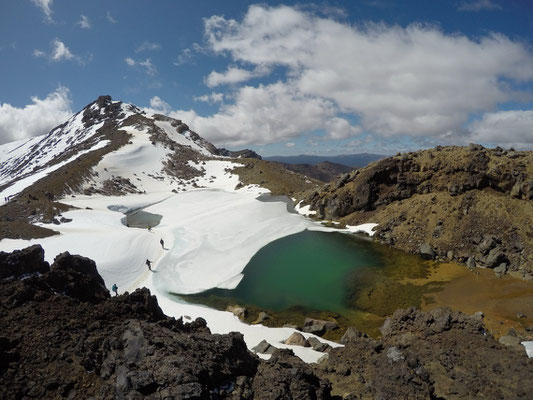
[0,97,382,362]
[0,170,352,362]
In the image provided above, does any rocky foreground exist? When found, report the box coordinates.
[301,145,533,279]
[1,246,533,399]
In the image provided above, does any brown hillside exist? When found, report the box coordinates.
[301,145,533,278]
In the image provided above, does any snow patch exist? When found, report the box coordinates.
[0,140,110,205]
[294,200,317,216]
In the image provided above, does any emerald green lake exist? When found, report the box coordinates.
[189,230,385,313]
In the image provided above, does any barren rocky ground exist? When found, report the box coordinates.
[298,145,533,279]
[1,246,532,399]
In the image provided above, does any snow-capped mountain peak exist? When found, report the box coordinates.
[0,95,221,204]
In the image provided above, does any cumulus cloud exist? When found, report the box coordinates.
[468,110,533,146]
[324,117,363,139]
[124,57,157,75]
[31,0,53,22]
[0,87,72,144]
[285,142,296,147]
[194,92,225,104]
[457,0,501,11]
[197,5,533,147]
[147,82,362,147]
[78,15,91,29]
[148,96,172,114]
[135,41,161,53]
[206,65,270,87]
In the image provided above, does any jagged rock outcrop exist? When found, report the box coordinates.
[302,145,533,278]
[321,307,533,399]
[0,246,330,399]
[217,148,262,160]
[2,246,533,399]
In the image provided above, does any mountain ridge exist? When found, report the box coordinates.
[264,153,386,167]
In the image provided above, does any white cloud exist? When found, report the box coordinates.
[106,11,118,24]
[78,15,91,29]
[194,92,225,104]
[148,83,361,147]
[174,48,193,66]
[51,39,75,61]
[124,57,157,75]
[458,0,501,11]
[33,40,86,64]
[285,142,296,147]
[198,5,533,146]
[31,0,53,22]
[206,65,270,87]
[148,96,171,114]
[0,86,72,144]
[135,41,161,53]
[33,49,45,57]
[139,58,157,76]
[324,117,363,139]
[468,110,533,146]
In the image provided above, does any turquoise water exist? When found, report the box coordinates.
[194,230,384,313]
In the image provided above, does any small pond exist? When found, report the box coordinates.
[122,210,162,229]
[180,229,533,339]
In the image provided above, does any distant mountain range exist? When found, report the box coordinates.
[274,161,353,182]
[264,153,387,167]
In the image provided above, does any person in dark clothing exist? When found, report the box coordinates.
[160,238,165,249]
[111,283,118,296]
[146,259,153,271]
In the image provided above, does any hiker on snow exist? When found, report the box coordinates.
[160,238,165,249]
[112,284,118,296]
[146,259,153,271]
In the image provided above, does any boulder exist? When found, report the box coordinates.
[478,235,497,255]
[45,252,110,303]
[484,248,508,268]
[466,257,476,269]
[0,245,49,279]
[498,335,522,350]
[252,311,270,324]
[303,318,339,336]
[494,263,508,277]
[339,326,367,344]
[252,340,276,354]
[283,332,309,347]
[226,305,247,319]
[307,337,332,352]
[419,243,435,260]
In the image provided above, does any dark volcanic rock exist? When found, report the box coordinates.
[217,148,262,160]
[46,251,110,303]
[0,246,331,400]
[3,246,532,399]
[252,349,332,399]
[418,243,435,260]
[0,245,49,279]
[322,307,533,399]
[303,318,339,336]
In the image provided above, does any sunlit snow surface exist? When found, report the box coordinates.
[0,119,381,362]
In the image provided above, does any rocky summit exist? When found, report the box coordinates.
[301,145,533,279]
[1,245,532,399]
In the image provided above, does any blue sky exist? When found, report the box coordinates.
[1,0,533,155]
